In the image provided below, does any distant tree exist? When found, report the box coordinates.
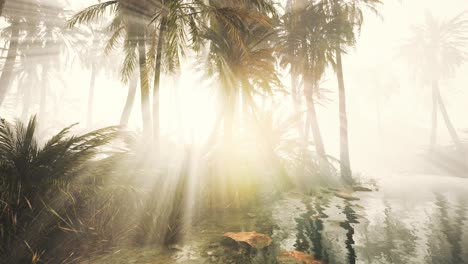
[401,11,468,153]
[0,0,41,107]
[69,0,156,139]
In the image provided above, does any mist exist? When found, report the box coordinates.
[0,0,467,263]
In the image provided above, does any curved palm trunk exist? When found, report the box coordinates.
[86,63,97,128]
[119,75,138,126]
[336,50,352,184]
[434,80,463,153]
[152,16,167,148]
[0,18,20,106]
[304,77,327,162]
[137,37,152,140]
[430,81,438,150]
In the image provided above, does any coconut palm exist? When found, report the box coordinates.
[400,11,468,153]
[72,26,122,128]
[278,0,337,172]
[323,0,381,183]
[0,0,41,107]
[204,0,279,141]
[69,0,156,139]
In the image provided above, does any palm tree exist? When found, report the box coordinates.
[400,11,468,153]
[204,0,280,142]
[73,26,122,128]
[119,74,138,126]
[147,0,204,147]
[279,0,336,171]
[0,116,118,261]
[69,0,155,139]
[0,0,40,106]
[323,0,381,183]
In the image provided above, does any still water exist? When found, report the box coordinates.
[87,173,468,264]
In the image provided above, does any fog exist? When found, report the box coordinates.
[0,0,467,263]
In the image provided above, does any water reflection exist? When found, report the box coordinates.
[340,201,359,264]
[294,196,331,262]
[426,194,467,264]
[290,192,468,264]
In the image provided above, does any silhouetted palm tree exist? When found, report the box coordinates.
[401,11,468,153]
[278,0,336,170]
[325,0,381,184]
[69,0,156,139]
[0,0,41,107]
[204,0,279,142]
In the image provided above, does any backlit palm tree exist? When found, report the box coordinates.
[400,11,468,153]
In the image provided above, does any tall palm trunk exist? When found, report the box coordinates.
[120,75,138,126]
[433,80,463,153]
[137,37,152,139]
[336,50,352,184]
[86,63,97,128]
[430,81,438,150]
[0,0,5,16]
[0,18,20,106]
[152,16,167,148]
[304,76,327,162]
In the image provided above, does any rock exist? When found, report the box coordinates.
[247,213,256,218]
[278,250,323,264]
[223,231,273,249]
[352,186,372,192]
[334,192,360,201]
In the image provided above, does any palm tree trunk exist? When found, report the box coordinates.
[120,75,138,126]
[336,50,352,184]
[434,80,463,153]
[152,16,167,148]
[0,0,5,16]
[430,81,438,150]
[137,37,152,139]
[304,77,327,162]
[86,63,97,128]
[0,18,20,106]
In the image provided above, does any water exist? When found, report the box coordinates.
[85,174,468,264]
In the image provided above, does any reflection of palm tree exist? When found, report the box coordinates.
[339,201,358,264]
[400,12,468,153]
[428,193,468,264]
[294,197,330,262]
[356,203,417,263]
